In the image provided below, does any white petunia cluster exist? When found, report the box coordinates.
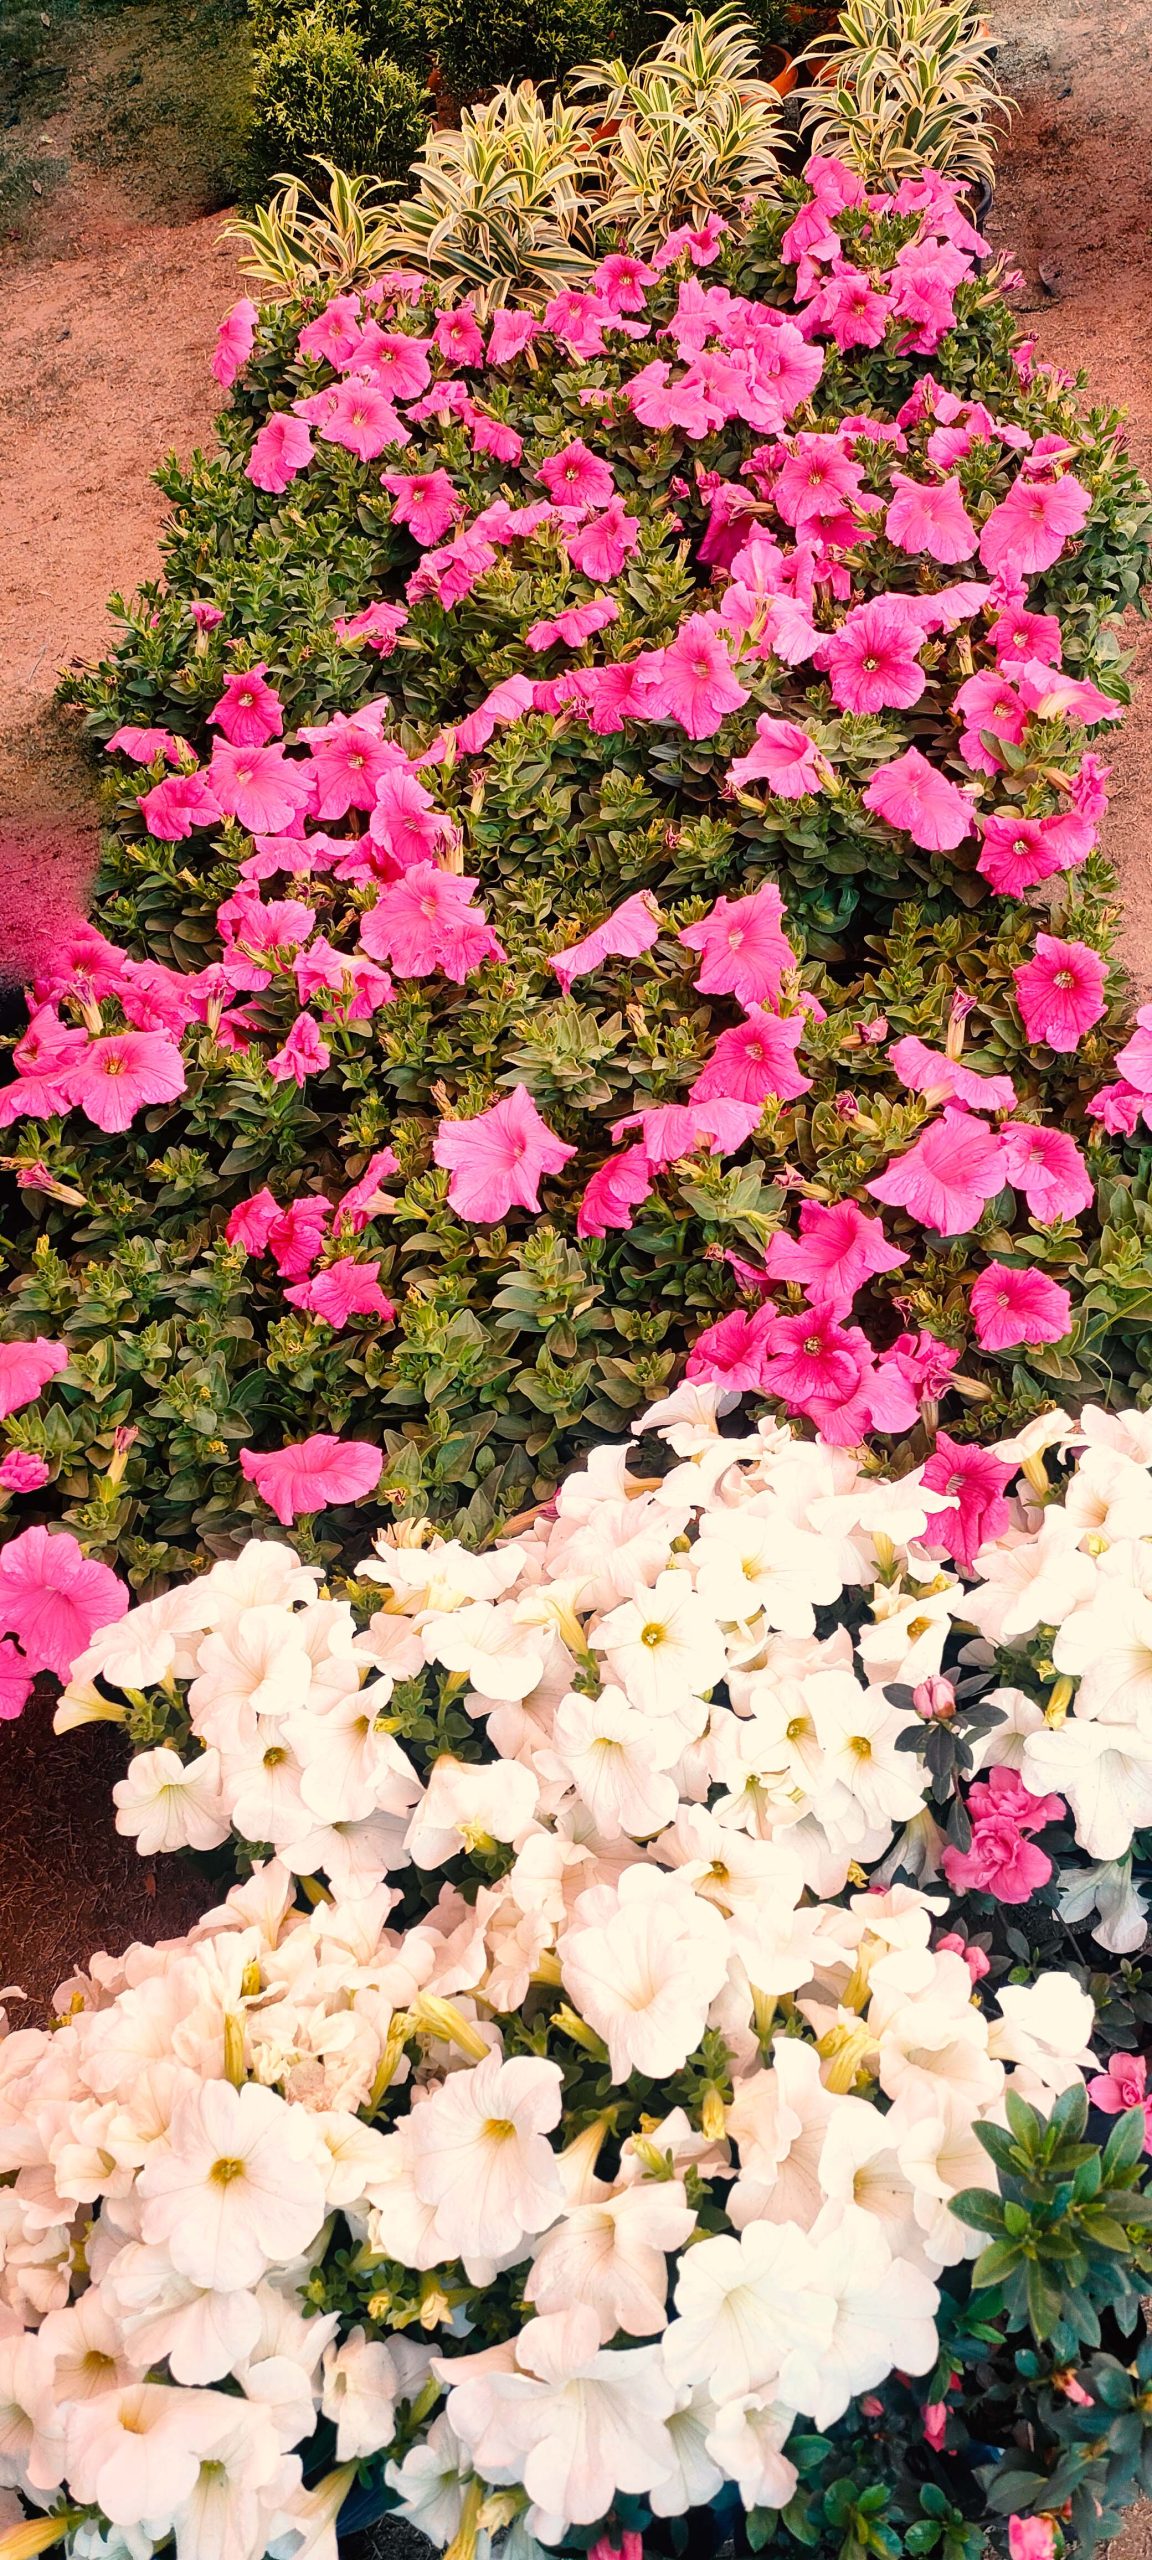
[6,1385,1150,2559]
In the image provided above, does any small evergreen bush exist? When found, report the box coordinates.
[249,7,430,182]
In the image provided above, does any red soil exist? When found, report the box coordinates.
[0,175,237,987]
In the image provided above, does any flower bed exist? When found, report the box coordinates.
[0,164,1148,1638]
[6,1388,1152,2560]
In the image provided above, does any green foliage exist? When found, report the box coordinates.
[2,193,1144,1585]
[249,6,431,182]
[421,0,648,98]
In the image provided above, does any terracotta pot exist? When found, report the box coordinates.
[760,42,798,95]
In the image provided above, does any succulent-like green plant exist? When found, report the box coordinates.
[574,3,786,243]
[801,0,1012,189]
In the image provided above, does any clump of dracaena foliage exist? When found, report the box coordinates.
[8,1391,1152,2560]
[0,164,1150,1622]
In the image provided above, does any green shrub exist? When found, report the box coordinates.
[2,182,1149,1589]
[421,0,649,97]
[249,8,430,181]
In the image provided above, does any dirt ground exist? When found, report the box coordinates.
[984,0,1152,994]
[0,177,238,984]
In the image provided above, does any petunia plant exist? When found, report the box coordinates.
[0,160,1150,1617]
[8,1392,1152,2560]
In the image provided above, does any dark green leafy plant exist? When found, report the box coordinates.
[249,5,431,182]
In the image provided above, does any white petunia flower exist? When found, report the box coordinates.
[591,1571,728,1711]
[438,2306,678,2532]
[113,1750,230,1858]
[691,1505,844,1635]
[1054,1587,1152,1723]
[320,2326,407,2461]
[525,2172,696,2339]
[137,2081,328,2292]
[704,2394,798,2511]
[559,1865,730,2083]
[400,2050,563,2262]
[547,1686,682,1840]
[385,2411,474,2544]
[664,2218,834,2403]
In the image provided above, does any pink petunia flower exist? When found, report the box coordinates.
[863,746,974,851]
[360,864,505,982]
[0,1524,128,1680]
[942,1764,1064,1903]
[138,771,222,842]
[1087,1079,1146,1137]
[822,600,927,715]
[537,440,615,512]
[212,297,258,388]
[71,1032,186,1133]
[610,1098,761,1165]
[885,470,977,564]
[953,667,1031,776]
[337,1149,400,1232]
[268,1014,331,1088]
[434,1086,575,1222]
[106,726,183,765]
[369,768,457,872]
[727,715,825,800]
[593,253,654,312]
[381,469,461,546]
[487,310,540,364]
[405,528,496,610]
[690,1007,811,1105]
[527,595,619,652]
[268,1196,332,1279]
[305,713,401,820]
[239,1433,384,1524]
[0,1452,51,1493]
[922,1430,1013,1571]
[0,1338,69,1419]
[318,377,407,462]
[353,326,431,401]
[1113,1007,1152,1094]
[679,882,796,1008]
[209,664,283,749]
[761,1303,864,1410]
[1013,934,1108,1051]
[0,1635,32,1721]
[763,1199,907,1303]
[686,1302,775,1392]
[189,600,224,634]
[977,809,1093,895]
[567,498,641,583]
[979,470,1092,574]
[433,305,485,366]
[226,1188,279,1254]
[550,892,659,994]
[647,615,749,739]
[332,599,409,654]
[888,1035,1017,1114]
[971,1261,1073,1351]
[298,294,363,367]
[868,1106,1005,1235]
[997,1121,1094,1222]
[208,743,315,835]
[294,937,393,1021]
[577,1145,654,1238]
[284,1257,395,1329]
[247,413,314,494]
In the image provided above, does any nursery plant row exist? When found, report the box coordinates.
[6,12,1152,2560]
